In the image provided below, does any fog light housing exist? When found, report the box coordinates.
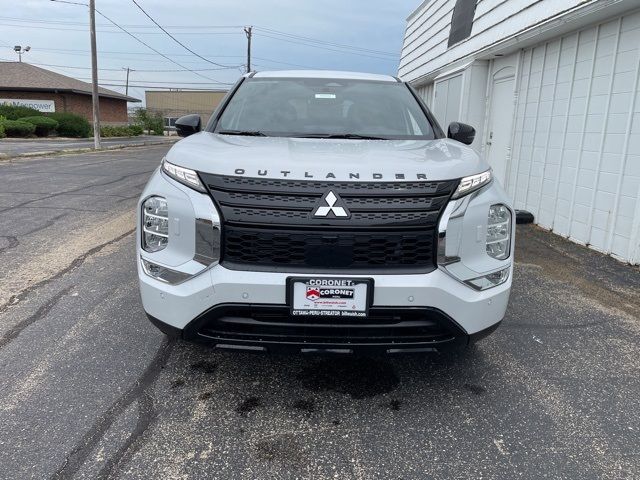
[487,204,511,260]
[465,267,510,291]
[141,257,190,284]
[142,196,168,252]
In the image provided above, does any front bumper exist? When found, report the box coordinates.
[139,262,511,353]
[137,168,513,353]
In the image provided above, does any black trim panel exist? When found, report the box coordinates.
[146,307,502,354]
[182,304,470,354]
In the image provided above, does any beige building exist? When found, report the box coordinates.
[145,90,228,128]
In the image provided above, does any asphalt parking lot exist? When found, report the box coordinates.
[0,145,639,479]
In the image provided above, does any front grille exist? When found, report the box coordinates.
[200,173,457,272]
[224,226,435,269]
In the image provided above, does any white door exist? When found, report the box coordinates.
[433,74,463,130]
[486,76,515,186]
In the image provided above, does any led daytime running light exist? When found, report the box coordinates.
[161,158,206,192]
[452,170,492,199]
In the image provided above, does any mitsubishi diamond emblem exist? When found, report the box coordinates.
[313,191,350,218]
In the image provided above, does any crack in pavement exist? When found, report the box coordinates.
[95,390,156,480]
[8,206,108,212]
[0,285,75,349]
[0,228,135,316]
[22,213,69,236]
[0,171,154,215]
[0,236,19,255]
[0,191,136,199]
[0,213,68,256]
[50,340,174,480]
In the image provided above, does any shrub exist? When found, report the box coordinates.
[3,119,36,137]
[47,112,91,138]
[0,115,5,139]
[134,108,164,135]
[100,124,145,137]
[20,116,59,137]
[0,104,41,120]
[100,125,126,137]
[150,117,164,135]
[128,124,143,136]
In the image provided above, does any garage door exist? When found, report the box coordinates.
[508,10,640,264]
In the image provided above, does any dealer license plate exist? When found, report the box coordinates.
[289,278,372,317]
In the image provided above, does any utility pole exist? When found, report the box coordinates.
[89,0,101,149]
[124,67,131,96]
[244,26,252,73]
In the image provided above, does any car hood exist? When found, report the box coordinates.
[165,132,489,182]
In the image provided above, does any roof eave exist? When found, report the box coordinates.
[0,86,140,102]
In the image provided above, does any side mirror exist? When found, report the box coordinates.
[447,122,475,145]
[175,114,201,137]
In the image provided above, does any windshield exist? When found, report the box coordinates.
[214,77,436,140]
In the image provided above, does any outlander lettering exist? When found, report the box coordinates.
[231,169,429,180]
[137,70,514,354]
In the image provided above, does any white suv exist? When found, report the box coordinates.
[137,70,514,354]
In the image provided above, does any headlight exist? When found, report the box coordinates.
[142,196,168,252]
[451,170,492,199]
[486,204,511,260]
[161,158,206,192]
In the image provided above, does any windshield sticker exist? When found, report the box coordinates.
[315,93,336,99]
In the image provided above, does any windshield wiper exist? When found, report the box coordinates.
[217,130,267,137]
[293,133,387,140]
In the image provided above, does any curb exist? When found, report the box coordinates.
[0,140,177,161]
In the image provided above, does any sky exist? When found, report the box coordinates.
[0,0,418,103]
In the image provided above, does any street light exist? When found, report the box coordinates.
[14,45,30,62]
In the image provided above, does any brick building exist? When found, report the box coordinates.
[0,62,139,124]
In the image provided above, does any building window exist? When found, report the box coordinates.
[448,0,477,47]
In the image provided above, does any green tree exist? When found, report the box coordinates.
[134,108,164,135]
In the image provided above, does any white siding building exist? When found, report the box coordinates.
[399,0,640,264]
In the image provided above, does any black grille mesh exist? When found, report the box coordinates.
[199,173,456,271]
[224,227,435,269]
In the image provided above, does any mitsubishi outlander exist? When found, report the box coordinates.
[137,70,514,354]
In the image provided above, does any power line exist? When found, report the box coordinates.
[1,15,398,56]
[2,14,398,59]
[253,32,397,61]
[0,22,244,35]
[253,56,316,69]
[1,43,243,59]
[253,26,397,57]
[0,15,244,29]
[2,46,246,67]
[92,8,232,84]
[130,0,234,68]
[49,0,233,84]
[78,76,234,85]
[19,60,239,72]
[100,82,228,90]
[3,44,317,70]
